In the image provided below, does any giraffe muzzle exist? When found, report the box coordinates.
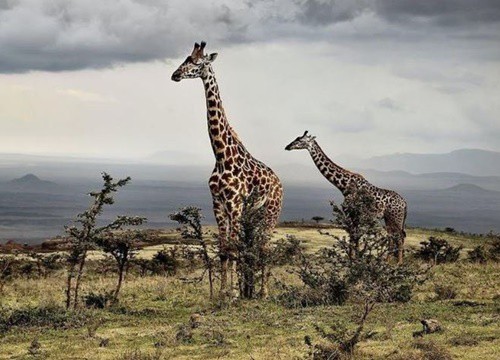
[171,72,181,82]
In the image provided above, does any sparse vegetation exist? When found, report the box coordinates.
[0,196,498,359]
[298,189,424,357]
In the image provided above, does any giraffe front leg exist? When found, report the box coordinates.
[226,200,243,301]
[212,198,229,298]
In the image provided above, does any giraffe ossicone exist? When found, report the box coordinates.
[171,41,284,299]
[285,131,408,263]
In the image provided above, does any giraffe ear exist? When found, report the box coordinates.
[208,53,218,62]
[303,130,308,136]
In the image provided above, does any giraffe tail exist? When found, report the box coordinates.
[402,205,408,238]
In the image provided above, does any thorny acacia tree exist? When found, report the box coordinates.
[64,172,145,309]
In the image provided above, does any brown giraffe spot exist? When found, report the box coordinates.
[213,140,224,149]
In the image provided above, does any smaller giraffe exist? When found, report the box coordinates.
[285,131,407,262]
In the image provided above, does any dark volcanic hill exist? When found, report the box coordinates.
[11,174,54,185]
[3,174,61,193]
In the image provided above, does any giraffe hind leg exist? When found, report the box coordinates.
[385,217,403,263]
[259,186,283,299]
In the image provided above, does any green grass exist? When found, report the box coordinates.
[0,227,499,359]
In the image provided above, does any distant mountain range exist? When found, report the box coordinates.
[344,149,500,177]
[0,148,499,241]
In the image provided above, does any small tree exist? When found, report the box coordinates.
[311,216,325,224]
[169,207,216,299]
[64,172,145,309]
[234,192,280,299]
[416,237,462,265]
[302,188,422,357]
[96,229,144,301]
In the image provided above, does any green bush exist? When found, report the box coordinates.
[152,249,179,276]
[84,291,114,309]
[417,237,462,264]
[434,285,457,300]
[489,237,500,261]
[467,246,488,264]
[412,339,453,360]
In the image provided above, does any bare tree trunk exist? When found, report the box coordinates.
[220,256,228,298]
[114,262,125,300]
[260,267,270,299]
[73,251,87,309]
[200,239,214,299]
[344,301,375,353]
[65,264,75,309]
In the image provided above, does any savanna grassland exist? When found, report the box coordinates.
[1,226,499,360]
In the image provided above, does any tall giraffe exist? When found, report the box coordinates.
[285,131,407,263]
[171,42,283,298]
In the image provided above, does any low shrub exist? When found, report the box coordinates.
[448,333,479,346]
[151,249,179,276]
[84,291,114,309]
[488,237,500,261]
[0,305,88,333]
[467,246,488,264]
[434,285,457,300]
[116,349,164,360]
[416,237,462,264]
[412,339,453,360]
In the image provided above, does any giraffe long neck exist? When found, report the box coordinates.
[308,140,357,194]
[201,66,244,163]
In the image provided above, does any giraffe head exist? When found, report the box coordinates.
[285,131,316,151]
[171,41,218,82]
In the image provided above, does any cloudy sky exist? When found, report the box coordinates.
[1,0,499,167]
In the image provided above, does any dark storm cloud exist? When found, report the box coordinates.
[374,0,500,26]
[298,0,500,27]
[0,0,250,73]
[0,0,499,73]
